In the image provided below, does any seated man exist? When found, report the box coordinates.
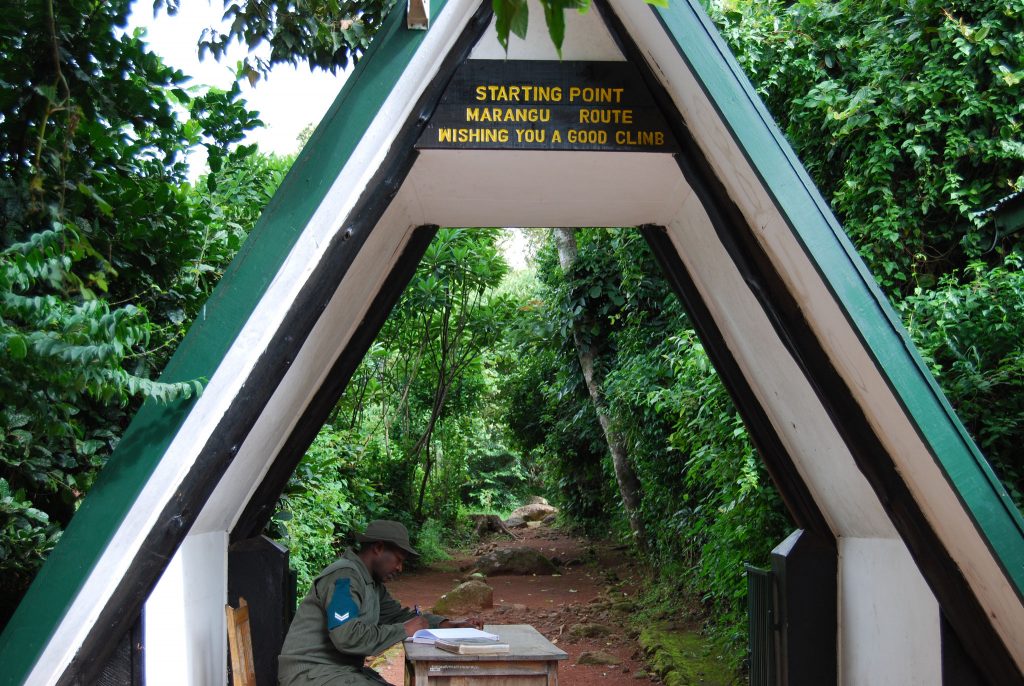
[278,519,480,685]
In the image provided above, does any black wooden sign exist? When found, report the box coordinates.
[417,60,679,153]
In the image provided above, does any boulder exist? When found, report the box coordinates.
[526,496,550,505]
[508,503,558,522]
[569,623,613,638]
[577,651,623,666]
[474,547,558,576]
[432,580,493,614]
[504,514,527,529]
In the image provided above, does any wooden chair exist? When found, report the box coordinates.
[226,597,257,686]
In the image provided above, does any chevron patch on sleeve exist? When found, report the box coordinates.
[327,578,360,630]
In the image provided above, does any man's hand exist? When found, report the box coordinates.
[404,615,429,636]
[439,617,484,630]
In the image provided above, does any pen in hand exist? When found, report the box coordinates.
[404,605,428,637]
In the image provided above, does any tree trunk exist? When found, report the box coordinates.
[553,228,647,551]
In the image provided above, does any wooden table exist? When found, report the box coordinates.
[404,624,568,686]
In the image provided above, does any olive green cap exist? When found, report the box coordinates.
[356,519,420,557]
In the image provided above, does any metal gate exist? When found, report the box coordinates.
[746,564,776,686]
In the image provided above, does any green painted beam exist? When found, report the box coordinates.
[0,3,449,682]
[653,0,1024,593]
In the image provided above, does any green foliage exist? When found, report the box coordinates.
[274,228,526,578]
[0,0,276,624]
[374,228,514,521]
[275,428,384,592]
[413,518,452,565]
[171,0,398,79]
[650,332,788,651]
[0,477,61,610]
[502,229,788,660]
[706,0,1024,512]
[709,0,1024,296]
[461,429,531,512]
[491,0,666,57]
[492,0,589,57]
[900,255,1024,502]
[500,239,620,533]
[179,0,661,70]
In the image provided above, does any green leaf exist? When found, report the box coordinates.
[543,0,566,57]
[7,335,28,360]
[33,84,57,101]
[494,0,529,51]
[492,0,513,52]
[510,0,529,40]
[76,183,114,217]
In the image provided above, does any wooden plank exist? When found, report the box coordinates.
[226,598,256,686]
[434,677,547,686]
[414,659,429,686]
[425,661,549,675]
[547,661,558,686]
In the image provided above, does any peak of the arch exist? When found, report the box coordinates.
[468,0,625,61]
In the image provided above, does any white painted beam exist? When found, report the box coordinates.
[839,537,940,686]
[145,532,228,685]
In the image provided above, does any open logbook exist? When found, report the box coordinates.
[408,628,500,644]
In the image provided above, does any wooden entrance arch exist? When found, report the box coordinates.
[2,1,1022,684]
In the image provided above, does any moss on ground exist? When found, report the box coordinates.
[638,624,741,686]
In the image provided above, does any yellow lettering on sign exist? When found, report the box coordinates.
[514,129,546,143]
[474,85,564,102]
[437,128,510,144]
[614,130,665,146]
[466,108,550,123]
[567,129,607,145]
[578,109,633,125]
[568,87,625,103]
[551,130,562,143]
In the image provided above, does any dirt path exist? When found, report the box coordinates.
[375,524,653,685]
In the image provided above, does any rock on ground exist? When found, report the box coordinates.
[474,547,558,576]
[577,651,623,666]
[504,514,527,529]
[432,580,493,614]
[509,503,558,522]
[569,623,613,638]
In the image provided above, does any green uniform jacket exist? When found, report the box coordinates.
[278,549,446,685]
